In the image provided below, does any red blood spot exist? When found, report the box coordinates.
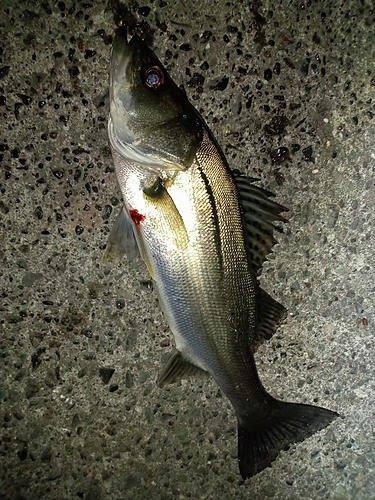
[362,318,368,326]
[129,209,146,227]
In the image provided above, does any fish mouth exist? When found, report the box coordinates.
[110,26,134,91]
[108,27,138,160]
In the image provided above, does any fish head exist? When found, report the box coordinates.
[109,26,203,172]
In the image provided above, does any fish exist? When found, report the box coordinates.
[106,25,338,479]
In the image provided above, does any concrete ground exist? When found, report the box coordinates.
[1,0,374,498]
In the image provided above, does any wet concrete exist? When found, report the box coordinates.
[1,0,374,498]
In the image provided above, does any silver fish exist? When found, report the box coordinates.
[106,26,337,479]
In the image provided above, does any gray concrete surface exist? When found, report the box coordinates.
[1,0,374,498]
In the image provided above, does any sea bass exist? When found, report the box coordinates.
[107,26,337,479]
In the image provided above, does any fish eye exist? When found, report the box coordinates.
[144,66,165,89]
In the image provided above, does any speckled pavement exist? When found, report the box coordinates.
[1,1,374,499]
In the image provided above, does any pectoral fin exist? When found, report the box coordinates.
[102,208,140,263]
[143,177,189,250]
[157,348,208,386]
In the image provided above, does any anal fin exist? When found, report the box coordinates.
[157,348,208,386]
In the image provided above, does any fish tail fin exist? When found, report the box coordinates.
[238,401,338,479]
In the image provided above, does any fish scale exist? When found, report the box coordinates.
[106,25,338,479]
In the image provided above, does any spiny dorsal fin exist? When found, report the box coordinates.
[157,348,208,386]
[254,288,287,348]
[233,171,288,279]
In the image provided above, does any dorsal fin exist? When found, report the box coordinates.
[233,171,288,279]
[254,287,287,348]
